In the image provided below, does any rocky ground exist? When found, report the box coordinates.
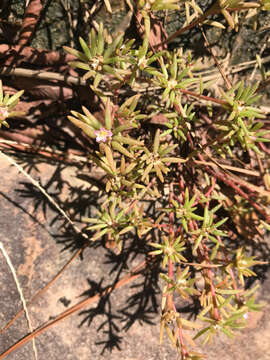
[0,155,270,360]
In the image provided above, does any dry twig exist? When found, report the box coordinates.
[0,241,38,360]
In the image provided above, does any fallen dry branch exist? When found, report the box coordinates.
[0,45,75,67]
[0,66,86,87]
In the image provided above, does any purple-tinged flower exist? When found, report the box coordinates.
[0,106,9,119]
[94,127,112,143]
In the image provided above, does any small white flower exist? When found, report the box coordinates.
[0,106,9,118]
[94,128,112,143]
[91,57,99,70]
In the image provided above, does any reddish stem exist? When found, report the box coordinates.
[201,238,220,320]
[197,154,270,223]
[259,142,270,155]
[173,303,189,359]
[205,177,216,199]
[166,184,176,310]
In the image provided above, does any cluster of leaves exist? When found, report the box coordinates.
[62,0,270,358]
[217,82,269,155]
[0,80,24,128]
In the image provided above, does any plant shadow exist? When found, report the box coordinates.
[9,145,270,354]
